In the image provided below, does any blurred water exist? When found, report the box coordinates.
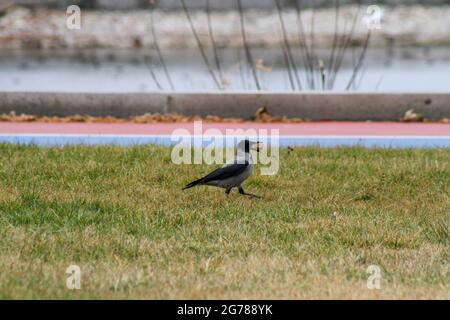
[1,46,449,92]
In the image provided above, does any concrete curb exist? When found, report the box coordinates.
[0,92,449,121]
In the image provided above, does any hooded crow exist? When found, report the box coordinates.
[182,139,262,198]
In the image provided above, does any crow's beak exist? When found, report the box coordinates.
[252,142,263,153]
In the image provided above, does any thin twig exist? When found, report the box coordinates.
[350,47,356,90]
[206,0,225,87]
[374,72,384,91]
[274,0,302,90]
[144,56,163,91]
[282,48,296,91]
[237,0,261,90]
[310,1,317,90]
[326,0,340,87]
[238,49,247,90]
[328,2,361,89]
[295,0,313,90]
[327,16,348,88]
[180,0,222,89]
[150,8,174,91]
[355,65,367,90]
[346,29,372,90]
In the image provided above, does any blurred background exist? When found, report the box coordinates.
[1,0,449,92]
[6,0,450,9]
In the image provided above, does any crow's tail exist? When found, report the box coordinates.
[182,178,203,190]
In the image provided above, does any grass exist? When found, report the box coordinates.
[0,144,448,299]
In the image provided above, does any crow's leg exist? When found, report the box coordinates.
[225,187,232,195]
[238,186,262,199]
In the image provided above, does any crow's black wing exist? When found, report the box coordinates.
[199,161,249,183]
[182,161,249,190]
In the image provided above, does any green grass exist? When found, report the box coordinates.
[0,144,448,299]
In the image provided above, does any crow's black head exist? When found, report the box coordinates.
[238,139,262,153]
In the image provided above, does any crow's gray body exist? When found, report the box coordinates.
[202,156,253,189]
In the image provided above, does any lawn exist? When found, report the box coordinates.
[0,144,448,299]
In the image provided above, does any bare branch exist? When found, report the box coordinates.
[180,0,222,89]
[346,29,372,90]
[150,8,175,91]
[144,55,163,91]
[328,2,361,89]
[310,1,317,90]
[206,0,225,87]
[237,0,261,91]
[326,0,340,87]
[274,0,302,90]
[282,48,296,91]
[295,0,314,90]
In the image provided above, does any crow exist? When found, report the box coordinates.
[182,139,262,198]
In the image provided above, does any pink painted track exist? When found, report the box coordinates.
[0,122,449,136]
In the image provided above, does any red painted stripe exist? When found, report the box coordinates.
[0,122,449,136]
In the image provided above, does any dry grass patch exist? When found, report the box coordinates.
[0,145,448,299]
